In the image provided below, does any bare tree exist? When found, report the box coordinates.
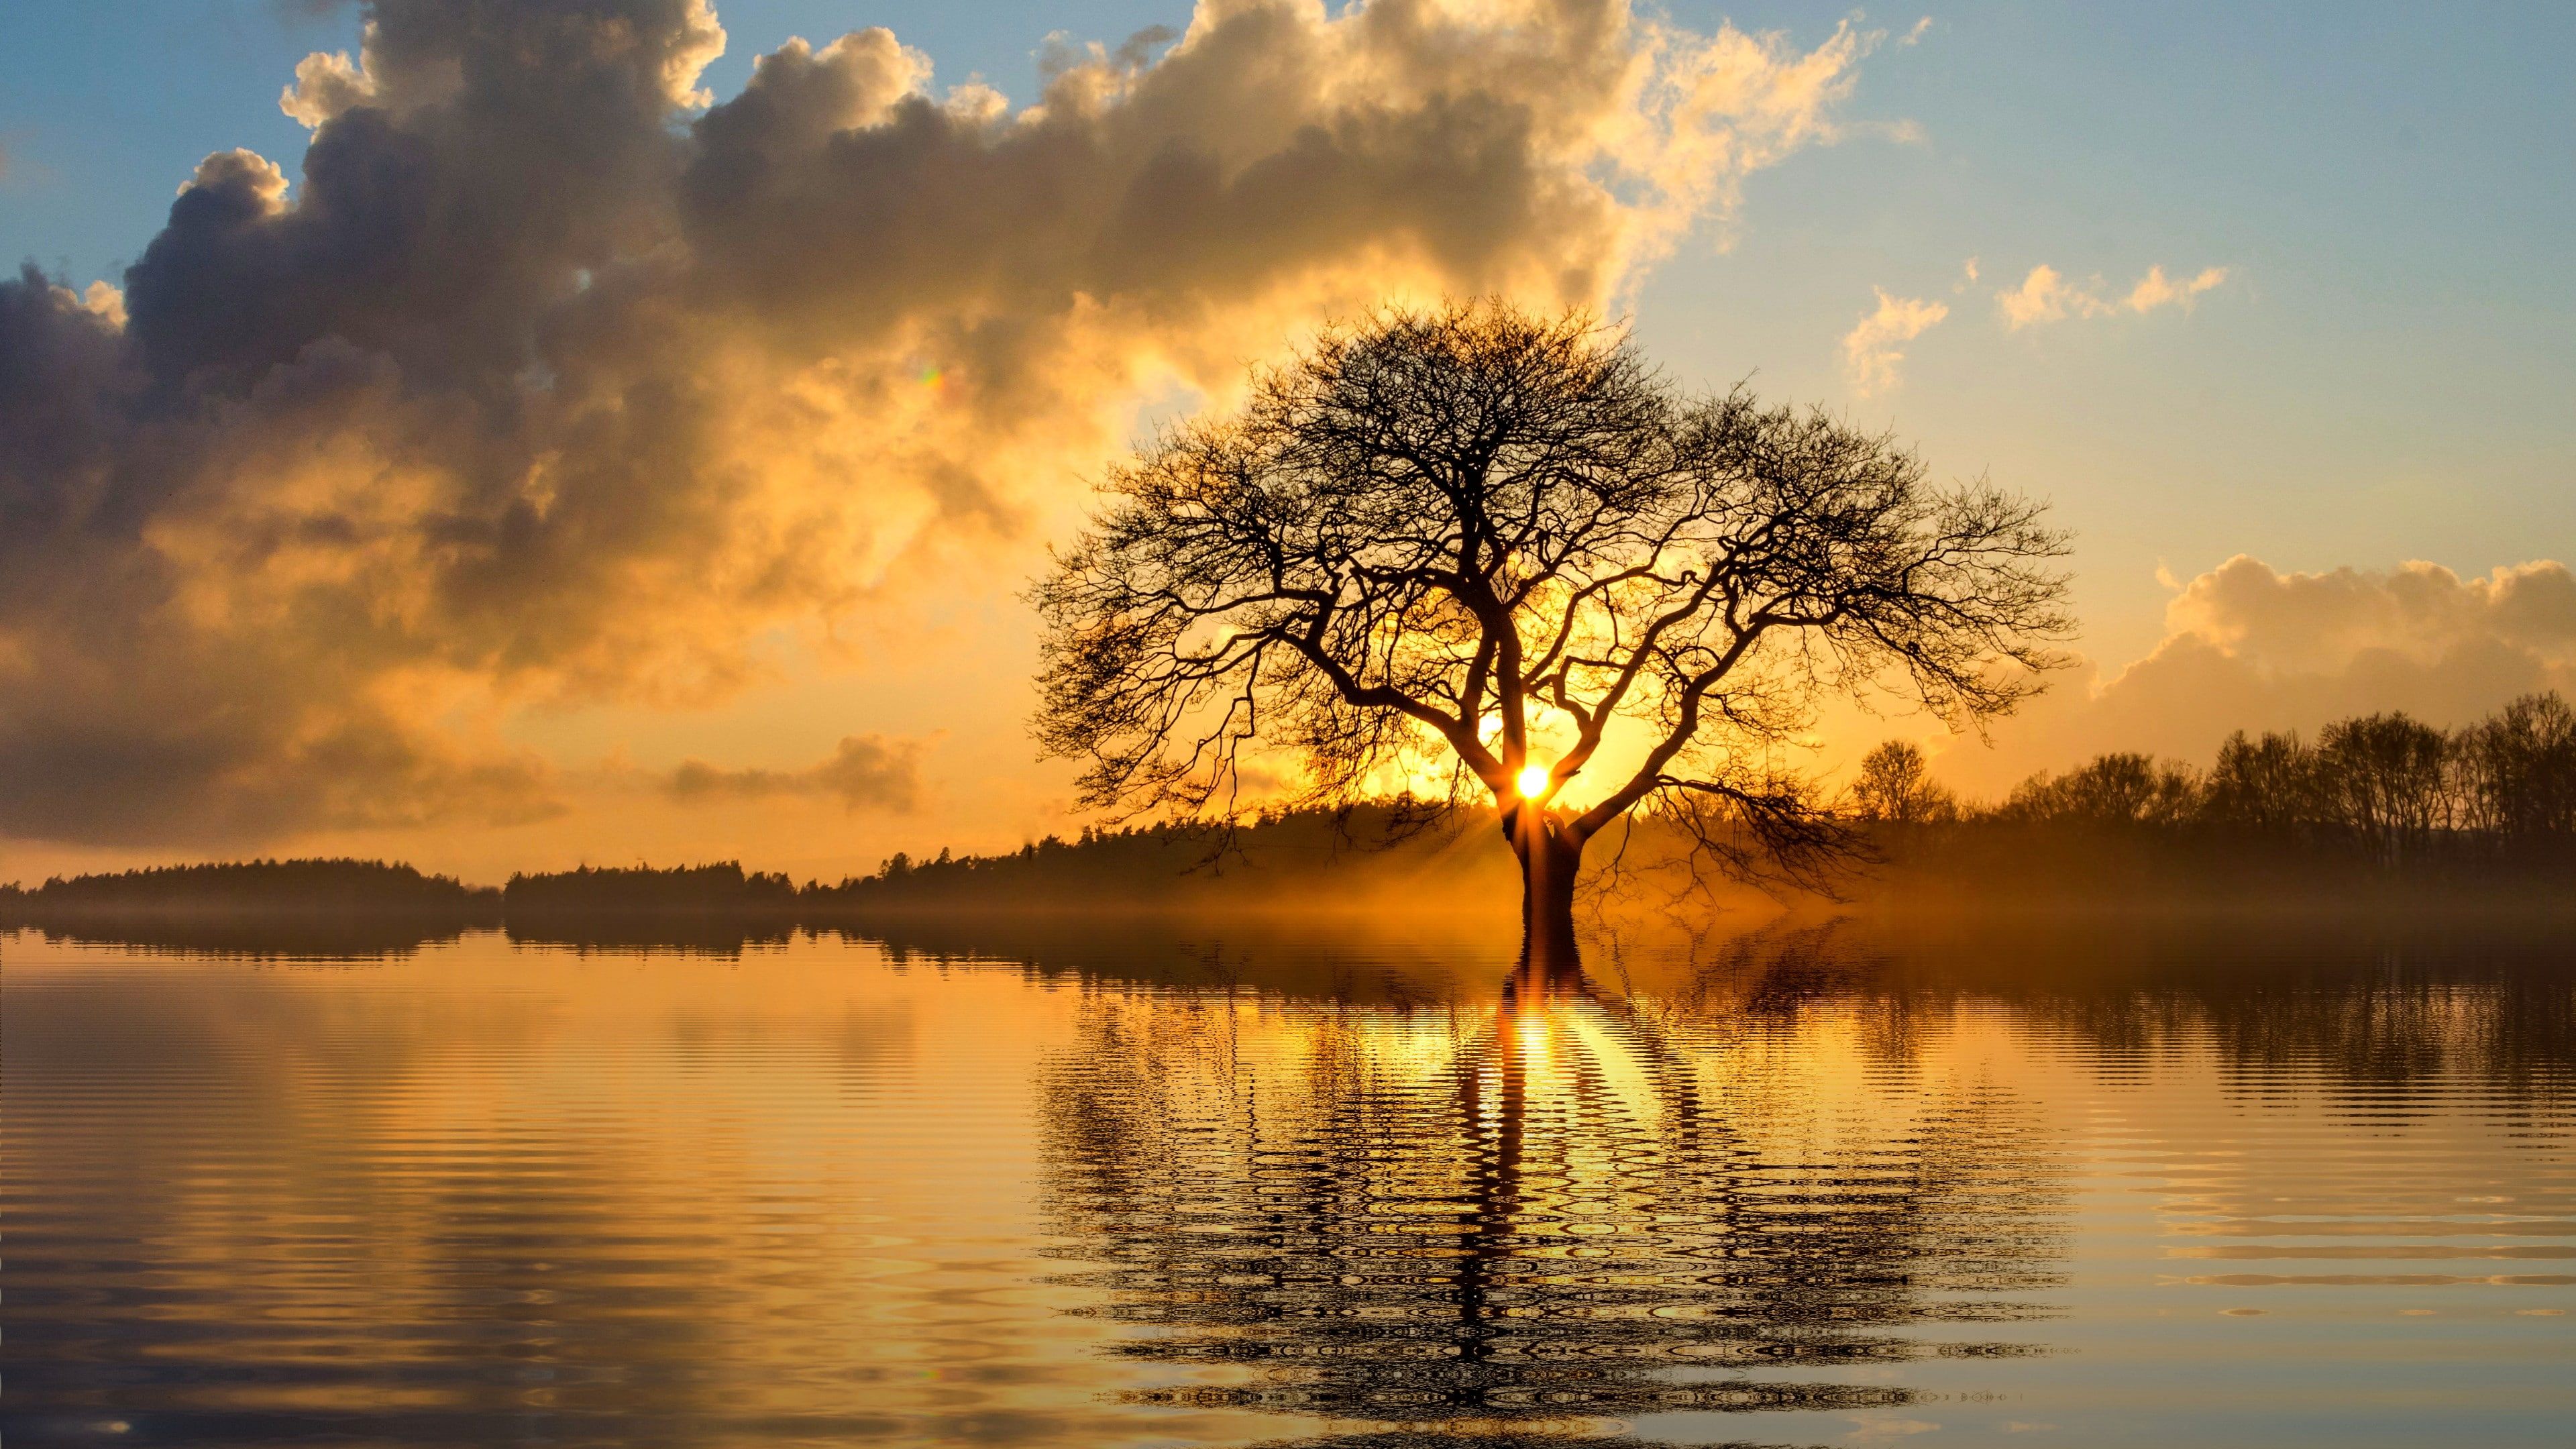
[1850,741,1962,825]
[2000,752,2202,829]
[2452,693,2576,849]
[2316,712,2452,865]
[2202,729,2322,837]
[1032,301,2071,963]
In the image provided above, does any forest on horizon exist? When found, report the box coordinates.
[5,692,2571,923]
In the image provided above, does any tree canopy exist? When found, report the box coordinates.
[1033,301,2071,904]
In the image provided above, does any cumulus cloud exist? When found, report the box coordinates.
[1996,264,2109,328]
[665,735,922,812]
[2123,263,2228,314]
[1998,260,2228,329]
[0,0,1880,849]
[280,48,380,126]
[1935,556,2576,795]
[2161,556,2576,672]
[1840,286,1946,394]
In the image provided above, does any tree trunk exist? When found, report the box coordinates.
[1511,817,1586,971]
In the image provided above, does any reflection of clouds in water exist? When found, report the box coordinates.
[1039,961,2066,1429]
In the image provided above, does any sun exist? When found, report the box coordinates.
[1517,763,1551,798]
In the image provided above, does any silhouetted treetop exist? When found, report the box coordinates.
[1880,690,2576,875]
[1849,741,1962,824]
[503,861,796,912]
[5,858,487,912]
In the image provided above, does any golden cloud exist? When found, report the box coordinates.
[1840,286,1947,394]
[1998,260,2229,329]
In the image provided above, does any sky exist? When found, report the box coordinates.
[1,0,2571,885]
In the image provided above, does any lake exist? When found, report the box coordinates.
[4,915,2572,1447]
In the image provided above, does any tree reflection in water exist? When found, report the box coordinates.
[1040,957,2065,1435]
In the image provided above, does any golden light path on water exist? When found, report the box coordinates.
[3,919,2572,1446]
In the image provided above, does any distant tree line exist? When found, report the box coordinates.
[808,804,1486,910]
[1,813,1494,926]
[1852,692,2576,868]
[0,859,804,922]
[502,861,798,914]
[0,858,496,914]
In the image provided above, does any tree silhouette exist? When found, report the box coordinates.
[1849,740,1961,824]
[2202,729,2319,836]
[1033,301,2070,961]
[2455,693,2576,847]
[2316,713,2453,863]
[1998,751,2200,828]
[1985,692,2576,869]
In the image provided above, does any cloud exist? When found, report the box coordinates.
[1996,264,2112,328]
[1901,17,1934,46]
[1839,286,1947,394]
[2123,263,2228,315]
[1998,261,2229,329]
[0,0,1880,849]
[1623,15,1882,258]
[1935,555,2576,795]
[665,735,923,812]
[280,49,379,126]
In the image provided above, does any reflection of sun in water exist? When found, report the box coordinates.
[1491,992,1669,1126]
[1517,763,1550,797]
[1515,1014,1552,1058]
[1037,964,2074,1430]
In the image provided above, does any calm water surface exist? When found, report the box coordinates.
[5,917,2573,1446]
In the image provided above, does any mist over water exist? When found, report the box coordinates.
[4,918,2572,1447]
